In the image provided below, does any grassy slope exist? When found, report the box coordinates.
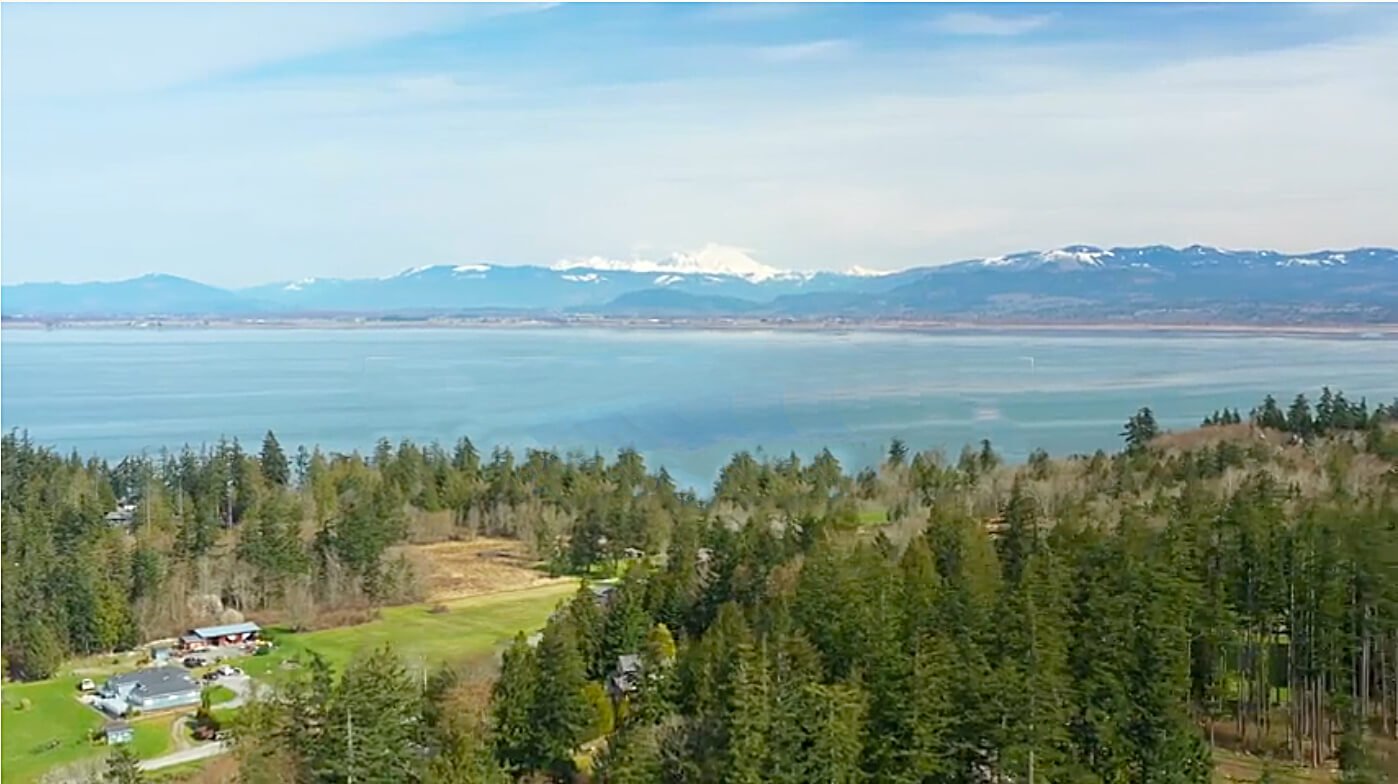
[0,677,174,784]
[242,580,577,678]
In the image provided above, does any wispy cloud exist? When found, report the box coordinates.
[693,3,805,24]
[0,3,553,98]
[3,4,1397,284]
[753,39,851,63]
[930,12,1055,37]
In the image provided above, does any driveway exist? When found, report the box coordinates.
[137,741,230,772]
[214,673,266,708]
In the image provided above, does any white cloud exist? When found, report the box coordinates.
[754,39,852,63]
[930,12,1055,37]
[3,7,1397,284]
[693,4,805,24]
[0,3,551,98]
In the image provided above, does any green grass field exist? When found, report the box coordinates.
[0,677,175,784]
[205,684,237,706]
[241,581,577,679]
[3,582,575,783]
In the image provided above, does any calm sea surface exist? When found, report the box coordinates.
[3,328,1395,490]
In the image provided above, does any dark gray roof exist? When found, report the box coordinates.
[108,666,198,698]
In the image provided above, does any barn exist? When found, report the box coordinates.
[181,621,261,650]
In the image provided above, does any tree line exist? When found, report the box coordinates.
[209,391,1398,782]
[5,388,1397,782]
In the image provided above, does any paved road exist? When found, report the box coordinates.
[137,741,229,771]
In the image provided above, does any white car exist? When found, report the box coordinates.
[78,678,96,692]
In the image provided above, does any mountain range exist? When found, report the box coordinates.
[4,244,1396,325]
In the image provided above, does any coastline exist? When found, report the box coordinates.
[3,315,1396,339]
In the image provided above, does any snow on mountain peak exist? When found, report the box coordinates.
[844,265,895,277]
[976,245,1112,269]
[1039,246,1112,266]
[453,263,492,273]
[553,243,794,282]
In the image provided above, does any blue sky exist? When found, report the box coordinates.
[4,2,1397,286]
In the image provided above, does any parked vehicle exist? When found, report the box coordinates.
[216,665,244,677]
[202,671,221,682]
[182,656,207,668]
[78,678,96,692]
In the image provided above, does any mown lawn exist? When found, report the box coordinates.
[241,581,577,679]
[0,677,175,784]
[204,684,237,706]
[4,582,575,782]
[1,677,105,783]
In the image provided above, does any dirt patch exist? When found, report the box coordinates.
[391,538,569,603]
[1153,424,1283,453]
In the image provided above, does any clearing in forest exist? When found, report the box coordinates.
[242,580,578,678]
[394,537,572,603]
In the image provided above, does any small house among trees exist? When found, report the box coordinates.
[606,654,642,702]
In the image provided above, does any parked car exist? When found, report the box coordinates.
[216,665,244,677]
[183,656,207,668]
[78,678,96,693]
[202,671,221,682]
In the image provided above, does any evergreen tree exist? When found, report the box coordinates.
[596,722,665,784]
[887,438,909,467]
[16,616,64,680]
[567,583,607,678]
[723,642,771,784]
[1122,408,1160,453]
[529,620,590,775]
[1287,394,1314,437]
[103,746,144,784]
[426,725,510,784]
[491,634,538,774]
[602,573,651,672]
[260,430,290,486]
[801,682,867,784]
[324,645,423,783]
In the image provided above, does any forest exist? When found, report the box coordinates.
[3,388,1398,783]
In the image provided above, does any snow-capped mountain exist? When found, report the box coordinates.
[3,245,1394,324]
[952,244,1388,273]
[552,243,807,283]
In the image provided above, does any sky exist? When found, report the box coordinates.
[3,2,1398,287]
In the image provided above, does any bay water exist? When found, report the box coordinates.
[3,327,1395,491]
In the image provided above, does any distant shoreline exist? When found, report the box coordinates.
[3,315,1397,339]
